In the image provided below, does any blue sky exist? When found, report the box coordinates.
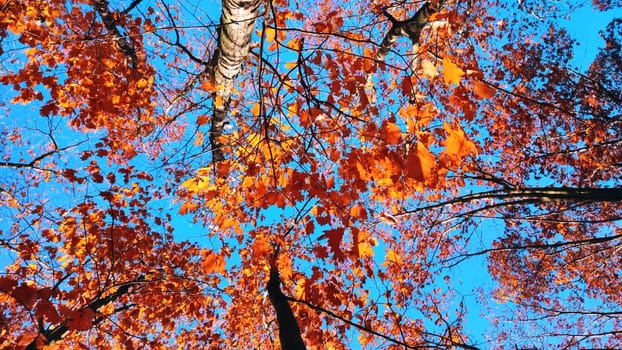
[0,1,621,348]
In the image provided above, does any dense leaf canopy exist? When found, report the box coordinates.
[1,0,621,349]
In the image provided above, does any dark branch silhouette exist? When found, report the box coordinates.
[267,249,306,350]
[93,0,138,69]
[27,276,145,350]
[375,1,445,62]
[400,187,622,217]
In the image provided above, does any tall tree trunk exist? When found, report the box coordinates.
[211,0,263,162]
[267,263,306,350]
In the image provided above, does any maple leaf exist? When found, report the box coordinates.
[405,142,436,182]
[251,236,272,261]
[383,248,403,266]
[472,80,496,98]
[202,251,226,275]
[197,115,210,126]
[381,121,402,144]
[443,122,477,162]
[419,59,438,78]
[3,0,620,348]
[68,309,95,331]
[12,284,37,308]
[441,57,464,85]
[36,299,62,324]
[320,227,346,260]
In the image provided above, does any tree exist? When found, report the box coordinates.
[1,0,621,349]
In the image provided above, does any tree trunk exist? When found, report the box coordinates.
[267,265,306,350]
[211,0,263,162]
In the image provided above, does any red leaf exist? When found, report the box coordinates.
[320,227,345,260]
[405,142,435,181]
[68,308,95,331]
[13,284,37,308]
[36,299,61,324]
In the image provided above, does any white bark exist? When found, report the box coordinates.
[211,0,263,162]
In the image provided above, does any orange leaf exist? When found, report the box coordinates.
[382,121,402,144]
[201,80,216,92]
[349,204,367,220]
[441,57,464,85]
[251,237,272,261]
[197,115,209,126]
[443,122,477,161]
[251,103,261,117]
[202,251,226,274]
[473,80,495,99]
[17,333,38,346]
[405,142,435,181]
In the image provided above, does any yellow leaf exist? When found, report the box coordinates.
[441,57,464,85]
[264,27,276,42]
[358,242,374,258]
[294,278,306,299]
[180,178,199,192]
[419,59,438,78]
[384,248,403,266]
[214,94,224,109]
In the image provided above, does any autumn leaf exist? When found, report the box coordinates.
[197,115,210,125]
[320,227,346,260]
[68,308,95,331]
[383,248,403,266]
[441,57,464,85]
[251,236,272,261]
[201,80,217,92]
[405,142,436,182]
[2,0,619,348]
[443,122,477,162]
[419,59,438,78]
[202,251,226,274]
[12,284,37,308]
[378,211,399,225]
[473,80,496,98]
[36,299,61,324]
[381,121,402,144]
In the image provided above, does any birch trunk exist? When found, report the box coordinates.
[211,0,263,162]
